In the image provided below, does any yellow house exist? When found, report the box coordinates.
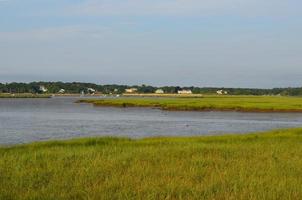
[125,88,138,93]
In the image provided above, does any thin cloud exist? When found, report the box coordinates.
[67,0,301,17]
[0,26,112,41]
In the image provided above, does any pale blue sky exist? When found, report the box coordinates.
[1,0,302,88]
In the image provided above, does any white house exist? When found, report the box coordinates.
[178,89,192,94]
[58,89,65,94]
[125,88,138,93]
[39,86,48,93]
[87,88,96,94]
[217,90,228,95]
[155,89,164,94]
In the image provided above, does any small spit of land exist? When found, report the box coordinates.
[123,93,205,98]
[1,128,302,199]
[77,95,302,113]
[0,93,51,98]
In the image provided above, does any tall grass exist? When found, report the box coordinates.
[1,129,302,199]
[77,95,302,112]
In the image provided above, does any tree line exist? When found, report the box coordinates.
[0,82,302,96]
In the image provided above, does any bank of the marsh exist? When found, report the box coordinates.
[0,93,51,98]
[1,128,302,199]
[77,95,302,113]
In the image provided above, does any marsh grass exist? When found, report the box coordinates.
[77,95,302,112]
[1,129,302,199]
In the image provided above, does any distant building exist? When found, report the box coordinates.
[58,89,65,94]
[39,86,48,93]
[155,89,164,94]
[87,88,96,94]
[178,89,192,94]
[125,88,138,93]
[217,90,228,95]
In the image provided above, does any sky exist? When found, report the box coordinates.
[0,0,302,88]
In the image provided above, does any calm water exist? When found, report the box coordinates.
[1,97,302,144]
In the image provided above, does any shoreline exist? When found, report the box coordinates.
[97,104,302,113]
[0,93,51,98]
[0,127,300,148]
[0,93,100,98]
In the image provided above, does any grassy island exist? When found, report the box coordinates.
[77,95,302,113]
[1,128,302,199]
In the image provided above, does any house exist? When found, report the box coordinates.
[217,90,228,95]
[58,89,65,94]
[125,88,138,93]
[87,88,96,94]
[178,89,192,94]
[155,89,164,94]
[39,86,48,93]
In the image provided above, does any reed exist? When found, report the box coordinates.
[1,128,302,199]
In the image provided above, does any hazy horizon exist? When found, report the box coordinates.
[1,0,302,88]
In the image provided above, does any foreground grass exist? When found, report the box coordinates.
[78,95,302,112]
[1,129,302,199]
[0,93,51,98]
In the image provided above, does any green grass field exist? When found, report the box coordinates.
[1,128,302,199]
[78,95,302,112]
